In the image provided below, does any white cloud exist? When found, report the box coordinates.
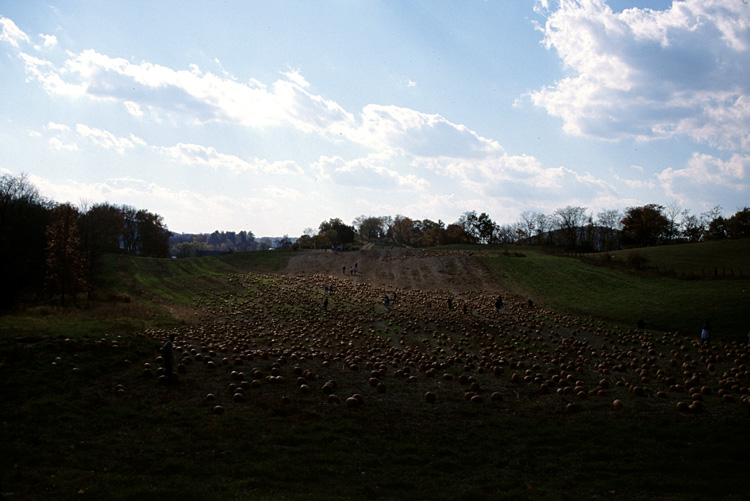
[128,134,147,147]
[14,42,507,159]
[159,142,301,174]
[352,104,503,157]
[91,177,282,234]
[0,16,29,47]
[43,34,57,46]
[530,0,750,150]
[658,152,749,205]
[262,186,303,200]
[39,33,57,48]
[46,121,70,131]
[616,175,656,190]
[416,150,618,213]
[25,173,263,230]
[48,137,78,152]
[41,121,145,155]
[75,124,137,154]
[19,52,86,98]
[312,153,430,191]
[280,68,310,88]
[123,101,143,117]
[18,48,358,137]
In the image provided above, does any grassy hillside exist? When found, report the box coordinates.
[484,247,748,340]
[95,243,750,340]
[588,239,750,278]
[98,250,295,304]
[2,244,749,499]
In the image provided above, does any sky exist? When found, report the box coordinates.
[1,1,748,237]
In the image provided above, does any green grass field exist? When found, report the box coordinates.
[1,244,748,500]
[603,239,750,278]
[484,249,748,340]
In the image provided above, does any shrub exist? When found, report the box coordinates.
[627,252,649,270]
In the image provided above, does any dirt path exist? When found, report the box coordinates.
[284,248,508,294]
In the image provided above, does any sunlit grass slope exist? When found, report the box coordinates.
[484,245,748,340]
[596,239,750,277]
[101,250,295,304]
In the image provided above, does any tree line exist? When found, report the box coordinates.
[1,174,171,308]
[4,171,746,307]
[170,230,258,257]
[296,204,750,252]
[169,232,297,257]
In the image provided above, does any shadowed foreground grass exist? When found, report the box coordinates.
[2,335,748,501]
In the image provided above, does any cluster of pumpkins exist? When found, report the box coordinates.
[133,269,748,416]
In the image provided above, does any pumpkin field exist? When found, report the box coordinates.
[1,245,749,500]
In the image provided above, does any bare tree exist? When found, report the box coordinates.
[534,212,550,245]
[680,209,705,242]
[664,200,681,243]
[518,211,537,244]
[494,223,519,244]
[596,209,622,251]
[553,206,588,251]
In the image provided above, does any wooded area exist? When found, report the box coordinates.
[0,174,171,307]
[297,204,750,251]
[1,172,746,308]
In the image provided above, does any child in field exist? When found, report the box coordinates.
[161,333,176,377]
[700,320,711,346]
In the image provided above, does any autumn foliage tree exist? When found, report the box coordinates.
[46,203,89,306]
[318,218,355,247]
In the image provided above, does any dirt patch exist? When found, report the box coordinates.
[284,248,508,294]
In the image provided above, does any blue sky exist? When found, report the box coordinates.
[1,0,748,236]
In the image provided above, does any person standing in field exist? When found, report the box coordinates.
[161,333,176,377]
[495,296,503,313]
[700,320,711,346]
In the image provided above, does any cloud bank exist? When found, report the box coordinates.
[530,0,750,151]
[2,3,747,233]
